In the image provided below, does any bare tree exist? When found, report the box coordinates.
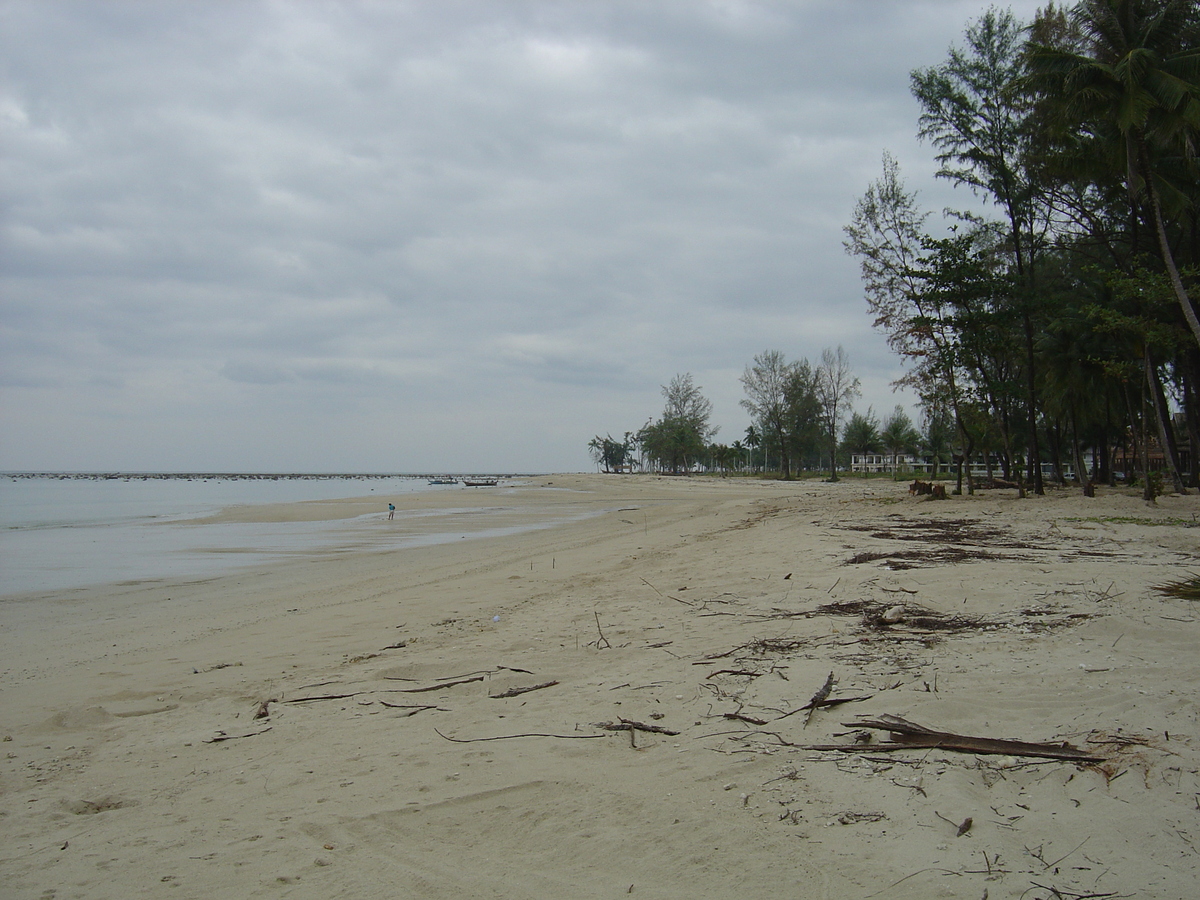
[815,346,861,482]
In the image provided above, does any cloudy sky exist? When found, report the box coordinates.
[1,0,1047,473]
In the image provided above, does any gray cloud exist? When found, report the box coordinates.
[1,0,1045,471]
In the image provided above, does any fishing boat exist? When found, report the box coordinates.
[428,477,459,485]
[462,478,498,487]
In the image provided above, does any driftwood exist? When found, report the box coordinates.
[803,715,1103,761]
[489,680,559,699]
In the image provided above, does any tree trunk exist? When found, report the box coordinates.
[1183,351,1200,489]
[1145,350,1187,494]
[1023,308,1045,495]
[1147,166,1200,351]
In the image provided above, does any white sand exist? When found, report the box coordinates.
[2,474,1198,899]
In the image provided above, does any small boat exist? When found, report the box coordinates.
[428,477,459,485]
[463,479,498,487]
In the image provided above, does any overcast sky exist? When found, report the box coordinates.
[1,0,1048,473]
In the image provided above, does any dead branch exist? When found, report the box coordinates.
[773,694,871,722]
[434,728,605,743]
[378,702,439,716]
[1026,883,1119,900]
[396,675,486,693]
[283,692,367,703]
[594,718,681,736]
[801,715,1103,761]
[723,712,769,725]
[593,611,612,649]
[489,680,559,699]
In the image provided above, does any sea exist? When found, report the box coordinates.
[0,473,556,597]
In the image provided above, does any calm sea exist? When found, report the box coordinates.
[0,474,549,596]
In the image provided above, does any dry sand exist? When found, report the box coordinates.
[2,474,1198,899]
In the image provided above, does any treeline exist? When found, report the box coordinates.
[845,1,1199,500]
[593,1,1199,497]
[589,349,872,480]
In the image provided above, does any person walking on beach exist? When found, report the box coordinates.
[388,503,395,520]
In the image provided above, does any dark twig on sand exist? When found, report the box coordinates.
[593,611,612,649]
[489,680,559,699]
[378,702,440,716]
[396,675,486,693]
[204,727,272,743]
[434,728,605,743]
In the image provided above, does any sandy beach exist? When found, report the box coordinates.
[2,474,1198,899]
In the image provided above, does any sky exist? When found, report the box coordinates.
[1,0,1049,474]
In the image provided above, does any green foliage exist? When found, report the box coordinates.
[587,433,634,473]
[639,373,717,474]
[841,409,882,456]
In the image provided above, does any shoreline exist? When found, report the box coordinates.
[1,475,1197,899]
[0,476,584,597]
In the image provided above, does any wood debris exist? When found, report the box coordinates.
[801,715,1103,762]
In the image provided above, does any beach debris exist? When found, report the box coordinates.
[193,661,242,674]
[803,671,836,728]
[204,727,271,743]
[434,728,606,743]
[801,715,1103,762]
[907,480,947,499]
[592,611,612,649]
[881,605,906,624]
[377,702,439,716]
[594,718,680,737]
[829,810,887,825]
[489,680,559,699]
[595,718,681,749]
[724,711,769,725]
[935,810,973,835]
[1152,572,1200,600]
[395,675,485,693]
[283,691,370,703]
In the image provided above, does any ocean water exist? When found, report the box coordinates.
[0,474,556,596]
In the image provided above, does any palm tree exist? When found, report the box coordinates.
[1025,0,1200,349]
[744,427,763,475]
